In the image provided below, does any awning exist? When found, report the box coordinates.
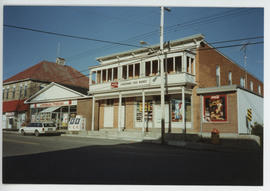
[40,106,61,113]
[3,99,29,113]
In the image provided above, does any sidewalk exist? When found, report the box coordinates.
[62,130,262,153]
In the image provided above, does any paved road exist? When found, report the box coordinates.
[3,133,263,185]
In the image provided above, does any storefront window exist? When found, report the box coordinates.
[136,101,153,122]
[171,98,191,122]
[204,95,227,122]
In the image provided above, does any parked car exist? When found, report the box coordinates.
[20,122,57,136]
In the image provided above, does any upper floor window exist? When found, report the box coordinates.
[187,56,194,74]
[216,66,220,87]
[6,87,9,99]
[250,81,253,92]
[122,65,127,79]
[128,65,133,79]
[113,67,118,81]
[97,71,101,83]
[258,85,261,95]
[240,77,245,88]
[134,63,140,78]
[2,88,5,100]
[12,85,16,99]
[175,56,182,73]
[24,84,27,97]
[228,72,232,85]
[19,85,23,98]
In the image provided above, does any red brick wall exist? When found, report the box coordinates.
[197,44,263,95]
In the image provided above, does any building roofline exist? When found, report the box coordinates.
[96,34,204,62]
[203,40,263,84]
[25,82,87,104]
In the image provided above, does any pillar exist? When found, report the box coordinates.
[118,92,122,132]
[142,90,145,133]
[91,96,95,131]
[182,86,186,133]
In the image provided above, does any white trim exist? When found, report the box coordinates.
[25,82,86,104]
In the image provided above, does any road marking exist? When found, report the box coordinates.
[3,138,40,145]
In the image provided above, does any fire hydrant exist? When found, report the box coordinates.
[211,128,220,144]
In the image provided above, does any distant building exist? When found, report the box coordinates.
[2,58,89,129]
[88,34,263,134]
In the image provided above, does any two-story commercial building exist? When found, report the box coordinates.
[2,58,89,129]
[88,34,263,135]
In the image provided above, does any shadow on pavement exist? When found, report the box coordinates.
[2,141,263,185]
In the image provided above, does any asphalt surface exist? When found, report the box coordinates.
[2,133,263,185]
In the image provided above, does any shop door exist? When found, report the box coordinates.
[119,105,125,128]
[104,106,114,128]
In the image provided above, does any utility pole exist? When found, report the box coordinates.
[160,6,170,144]
[240,42,248,88]
[160,6,165,144]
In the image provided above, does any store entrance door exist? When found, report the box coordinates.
[104,106,114,128]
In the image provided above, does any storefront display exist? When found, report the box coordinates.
[204,94,227,122]
[136,102,153,122]
[171,99,183,122]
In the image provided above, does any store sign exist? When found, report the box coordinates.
[204,95,227,122]
[172,99,183,122]
[5,112,15,117]
[31,100,77,108]
[119,79,150,89]
[111,82,118,88]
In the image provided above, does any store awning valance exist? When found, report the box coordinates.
[40,106,61,113]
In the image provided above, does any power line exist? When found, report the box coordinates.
[66,8,256,62]
[4,24,143,49]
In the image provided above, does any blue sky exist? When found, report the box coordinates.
[3,6,264,81]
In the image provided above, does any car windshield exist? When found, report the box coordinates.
[43,123,54,127]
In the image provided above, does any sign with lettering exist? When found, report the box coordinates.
[119,79,150,88]
[30,100,77,108]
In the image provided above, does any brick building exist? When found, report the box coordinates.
[87,34,263,134]
[2,58,89,129]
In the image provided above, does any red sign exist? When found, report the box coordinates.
[111,82,118,88]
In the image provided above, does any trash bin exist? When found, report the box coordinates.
[211,128,220,144]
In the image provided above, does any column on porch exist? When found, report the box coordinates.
[142,90,145,133]
[118,92,122,132]
[182,86,186,133]
[91,96,95,131]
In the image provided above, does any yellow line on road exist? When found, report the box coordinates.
[3,138,40,145]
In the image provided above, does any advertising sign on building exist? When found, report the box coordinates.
[204,95,227,122]
[172,99,183,122]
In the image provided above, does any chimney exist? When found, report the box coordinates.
[56,57,65,65]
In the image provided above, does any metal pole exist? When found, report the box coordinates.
[160,6,165,144]
[91,96,95,131]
